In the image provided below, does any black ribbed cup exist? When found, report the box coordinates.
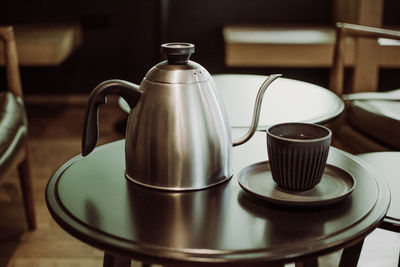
[267,123,331,191]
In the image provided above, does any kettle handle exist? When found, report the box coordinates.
[82,79,142,156]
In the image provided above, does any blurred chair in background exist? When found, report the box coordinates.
[329,22,400,266]
[0,26,36,230]
[330,22,400,153]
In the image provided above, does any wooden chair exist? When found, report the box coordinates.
[329,22,400,153]
[329,22,400,266]
[0,26,36,230]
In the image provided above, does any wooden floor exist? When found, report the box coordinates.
[1,95,128,267]
[0,95,399,267]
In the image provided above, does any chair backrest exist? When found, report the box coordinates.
[329,22,400,96]
[0,26,23,98]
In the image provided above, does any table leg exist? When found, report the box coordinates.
[339,240,364,267]
[103,252,131,267]
[295,258,318,267]
[164,263,285,267]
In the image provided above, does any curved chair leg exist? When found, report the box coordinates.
[398,250,399,267]
[17,146,36,230]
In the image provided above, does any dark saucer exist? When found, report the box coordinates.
[237,161,356,207]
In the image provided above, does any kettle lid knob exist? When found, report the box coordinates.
[161,43,195,65]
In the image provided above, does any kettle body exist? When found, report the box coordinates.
[125,69,232,190]
[82,43,280,191]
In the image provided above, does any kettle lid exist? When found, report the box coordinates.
[145,43,211,84]
[161,43,195,64]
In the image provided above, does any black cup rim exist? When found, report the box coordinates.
[267,122,332,143]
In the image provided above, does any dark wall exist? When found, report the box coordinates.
[167,0,333,73]
[0,0,160,93]
[0,0,399,94]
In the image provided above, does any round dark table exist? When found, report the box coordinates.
[46,130,390,267]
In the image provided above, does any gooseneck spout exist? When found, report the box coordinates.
[232,74,282,147]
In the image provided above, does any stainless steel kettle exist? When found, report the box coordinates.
[82,43,280,191]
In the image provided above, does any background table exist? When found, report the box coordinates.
[213,74,344,128]
[119,74,344,129]
[46,129,389,266]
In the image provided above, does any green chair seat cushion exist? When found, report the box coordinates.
[357,152,400,231]
[346,99,400,149]
[0,92,27,178]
